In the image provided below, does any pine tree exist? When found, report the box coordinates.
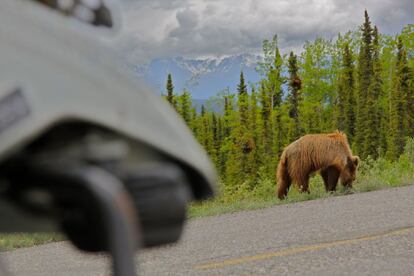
[287,51,302,141]
[223,96,234,137]
[364,26,382,158]
[215,116,225,174]
[237,71,249,126]
[221,95,235,184]
[271,46,284,109]
[336,43,349,131]
[404,52,414,138]
[249,86,260,181]
[355,10,373,157]
[166,73,176,109]
[200,106,214,157]
[378,36,395,155]
[236,71,251,174]
[211,113,219,164]
[272,108,283,158]
[387,37,410,160]
[337,43,356,143]
[177,89,192,125]
[344,44,357,143]
[398,37,412,138]
[259,81,273,156]
[336,74,347,132]
[201,104,206,116]
[250,86,258,143]
[190,108,198,136]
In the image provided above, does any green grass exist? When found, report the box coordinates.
[189,154,414,218]
[3,150,414,250]
[188,178,330,219]
[0,233,64,251]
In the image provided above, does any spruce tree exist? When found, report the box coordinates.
[200,107,213,157]
[403,47,414,138]
[387,37,410,160]
[236,71,251,174]
[249,86,260,181]
[337,43,356,143]
[211,113,219,164]
[216,116,225,175]
[271,46,284,109]
[221,95,235,184]
[190,108,198,137]
[223,96,234,137]
[250,86,258,144]
[166,73,176,109]
[201,104,206,116]
[237,71,249,126]
[355,10,373,157]
[177,89,192,125]
[259,81,273,156]
[287,51,302,141]
[336,58,347,131]
[364,26,382,158]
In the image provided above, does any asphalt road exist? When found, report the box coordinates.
[2,185,414,275]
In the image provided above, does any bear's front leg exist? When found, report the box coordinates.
[321,166,340,192]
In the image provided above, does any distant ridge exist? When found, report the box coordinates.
[130,54,262,99]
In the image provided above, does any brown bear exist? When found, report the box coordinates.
[276,131,359,200]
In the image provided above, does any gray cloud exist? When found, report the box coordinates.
[114,0,414,64]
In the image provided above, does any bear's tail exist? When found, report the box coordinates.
[276,151,290,200]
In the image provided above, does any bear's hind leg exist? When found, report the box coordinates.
[277,177,291,200]
[277,165,291,200]
[297,176,310,194]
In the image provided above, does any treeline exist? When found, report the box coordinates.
[164,11,414,193]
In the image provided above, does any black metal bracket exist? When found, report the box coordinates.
[0,163,140,276]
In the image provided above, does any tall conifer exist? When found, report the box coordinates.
[355,10,373,157]
[364,26,382,158]
[387,38,410,160]
[337,43,356,143]
[166,73,176,109]
[287,51,302,141]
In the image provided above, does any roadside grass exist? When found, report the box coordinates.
[0,233,64,251]
[189,178,328,218]
[3,146,414,250]
[189,153,414,218]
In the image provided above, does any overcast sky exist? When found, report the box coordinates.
[114,0,414,63]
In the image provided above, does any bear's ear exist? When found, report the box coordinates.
[352,156,360,167]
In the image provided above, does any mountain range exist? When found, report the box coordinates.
[130,54,262,100]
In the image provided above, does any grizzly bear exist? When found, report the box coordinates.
[276,131,359,200]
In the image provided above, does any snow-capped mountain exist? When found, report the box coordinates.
[131,54,262,99]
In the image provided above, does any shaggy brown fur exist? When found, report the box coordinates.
[276,131,359,200]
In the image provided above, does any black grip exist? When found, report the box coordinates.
[122,163,191,247]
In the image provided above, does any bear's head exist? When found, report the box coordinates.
[340,155,360,188]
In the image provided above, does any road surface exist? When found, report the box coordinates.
[2,185,414,275]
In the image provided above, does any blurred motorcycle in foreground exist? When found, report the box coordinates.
[0,1,216,275]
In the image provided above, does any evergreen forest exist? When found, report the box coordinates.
[163,11,414,201]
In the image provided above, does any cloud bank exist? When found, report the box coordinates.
[114,0,414,63]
